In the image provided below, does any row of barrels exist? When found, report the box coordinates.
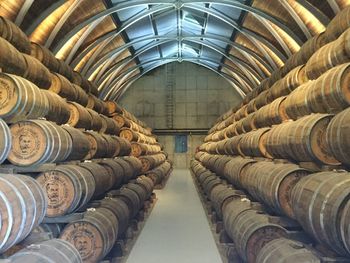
[112,113,152,136]
[120,128,157,144]
[0,153,149,258]
[190,160,327,263]
[209,7,350,138]
[0,72,122,134]
[0,35,100,105]
[36,157,142,218]
[139,152,167,173]
[145,160,172,186]
[197,153,350,258]
[207,61,350,143]
[0,118,131,166]
[201,109,350,167]
[59,176,155,262]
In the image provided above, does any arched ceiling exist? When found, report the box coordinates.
[1,0,348,101]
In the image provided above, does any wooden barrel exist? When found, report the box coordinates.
[239,128,271,157]
[244,161,309,218]
[79,162,112,197]
[49,72,77,102]
[57,59,74,82]
[224,135,244,156]
[0,37,26,76]
[235,104,248,121]
[254,97,288,128]
[0,118,12,164]
[222,198,261,239]
[202,177,222,197]
[223,157,256,188]
[114,158,135,183]
[282,33,326,75]
[264,121,295,159]
[0,17,31,54]
[72,71,90,93]
[269,65,308,100]
[256,238,321,263]
[340,200,350,254]
[139,153,166,173]
[98,159,125,189]
[225,122,238,138]
[22,54,51,89]
[135,175,154,200]
[255,90,271,110]
[0,73,49,123]
[146,161,172,185]
[307,63,350,114]
[9,120,72,166]
[109,187,141,218]
[61,126,90,161]
[98,198,130,237]
[100,115,120,135]
[326,107,350,166]
[0,173,47,253]
[87,94,106,114]
[120,128,157,144]
[210,184,244,219]
[86,108,103,132]
[305,29,350,80]
[41,90,71,125]
[125,182,148,204]
[9,239,82,263]
[60,207,118,263]
[229,209,287,263]
[285,114,339,164]
[100,134,118,158]
[283,82,313,120]
[72,84,88,107]
[67,102,93,129]
[105,101,123,116]
[323,6,350,43]
[291,171,350,256]
[113,136,132,156]
[30,42,60,73]
[36,165,95,217]
[241,113,256,133]
[131,142,162,157]
[112,114,131,128]
[123,156,143,178]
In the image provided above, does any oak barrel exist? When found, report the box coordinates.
[9,120,72,166]
[326,107,350,166]
[36,165,95,217]
[0,73,49,123]
[60,207,118,263]
[0,173,47,253]
[291,171,350,256]
[256,238,321,263]
[9,239,82,263]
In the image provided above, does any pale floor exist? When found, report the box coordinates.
[126,169,222,263]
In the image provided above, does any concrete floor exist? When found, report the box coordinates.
[126,169,222,263]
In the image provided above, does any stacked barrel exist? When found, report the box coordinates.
[115,108,173,187]
[0,16,170,262]
[194,6,350,263]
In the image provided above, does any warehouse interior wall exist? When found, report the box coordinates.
[119,62,241,167]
